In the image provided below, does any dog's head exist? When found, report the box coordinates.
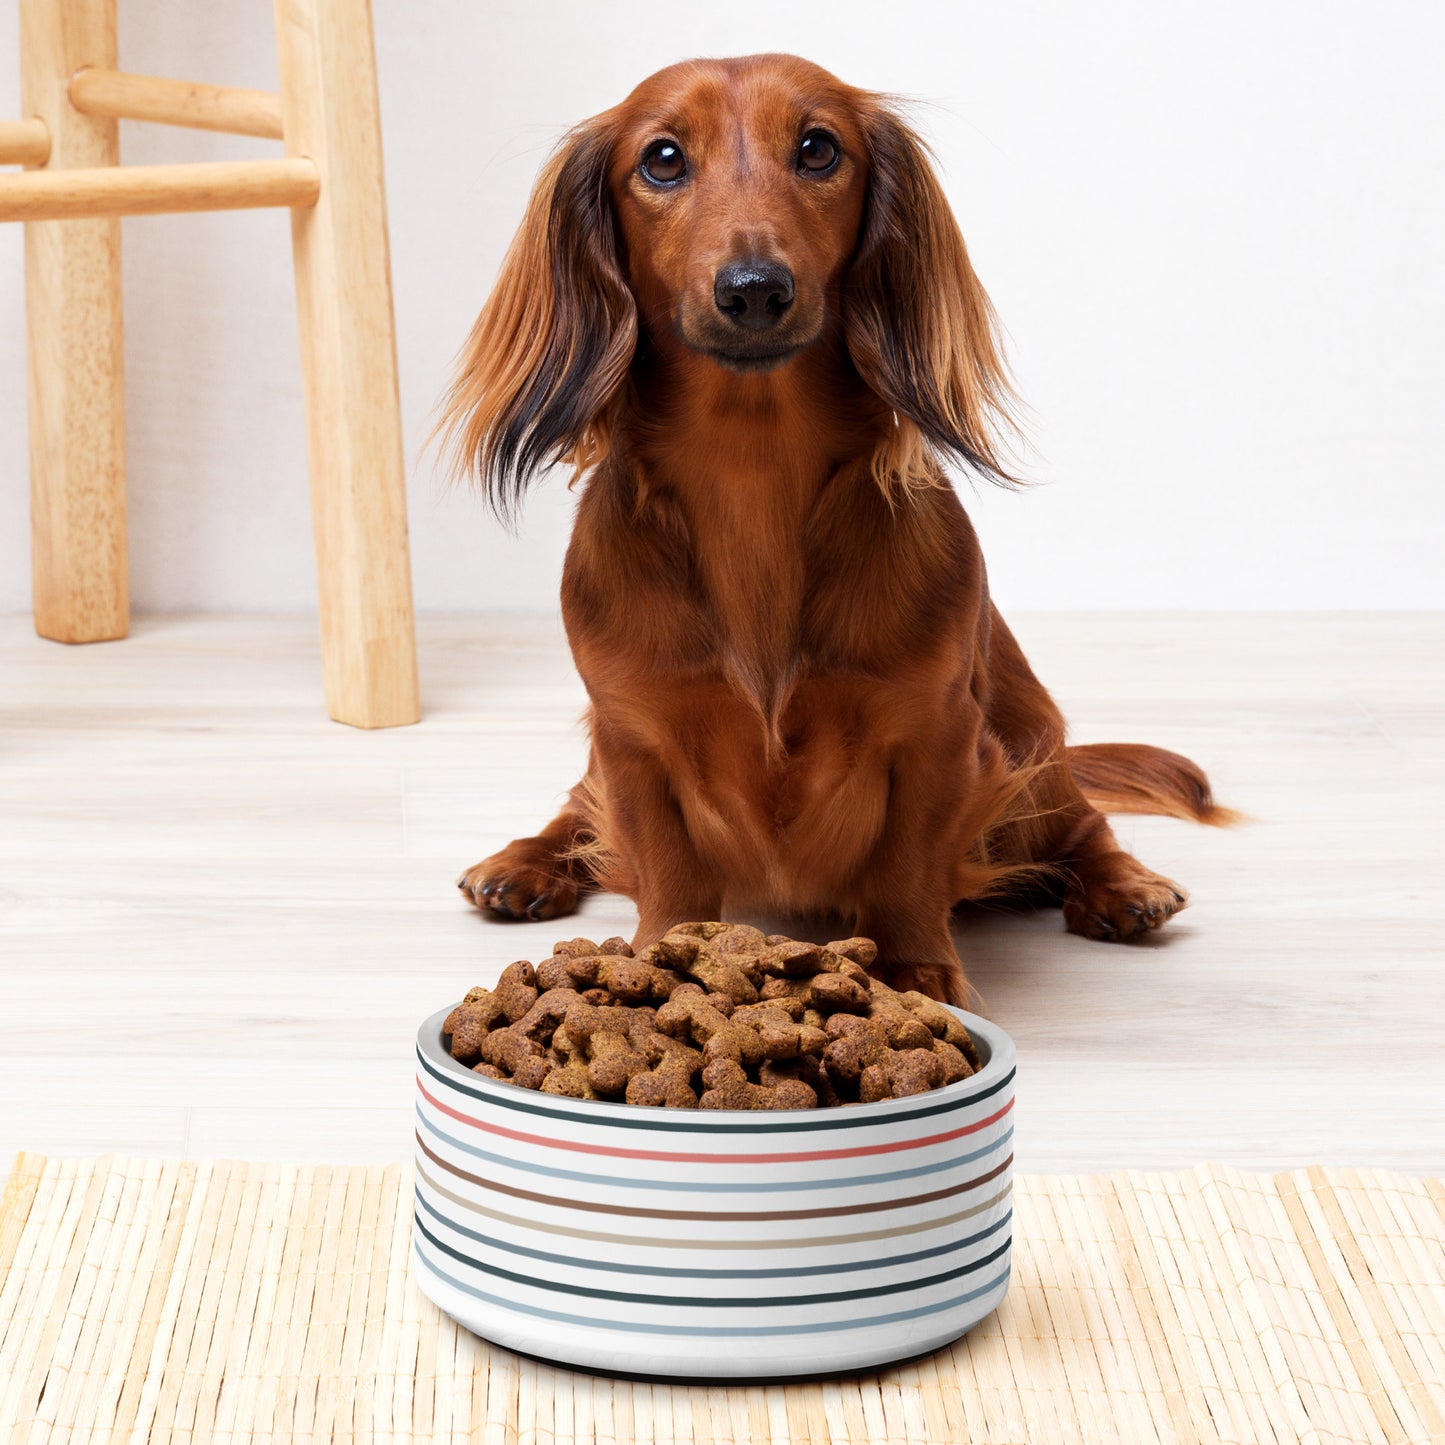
[440,54,1015,520]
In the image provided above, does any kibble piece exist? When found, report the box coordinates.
[663,921,733,943]
[565,1000,650,1097]
[708,923,768,955]
[535,954,580,991]
[647,936,759,1004]
[760,1054,838,1107]
[932,1038,975,1085]
[821,1014,890,1083]
[626,1047,701,1107]
[759,976,810,1004]
[493,960,540,1022]
[700,1058,818,1110]
[859,1048,945,1102]
[565,953,676,1003]
[866,980,938,1051]
[512,989,580,1044]
[552,937,601,959]
[444,994,505,1062]
[541,1059,598,1099]
[656,993,766,1068]
[599,936,634,955]
[808,973,870,1015]
[730,1002,827,1061]
[478,1026,553,1089]
[757,940,836,977]
[899,990,979,1060]
[825,937,879,969]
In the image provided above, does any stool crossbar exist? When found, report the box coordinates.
[1,0,420,729]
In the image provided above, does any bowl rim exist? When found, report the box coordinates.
[415,998,1016,1129]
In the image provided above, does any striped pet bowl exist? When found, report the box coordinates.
[412,1004,1016,1380]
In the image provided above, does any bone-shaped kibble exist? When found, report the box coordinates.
[655,993,766,1068]
[898,991,980,1065]
[493,960,540,1022]
[864,981,938,1051]
[821,1013,891,1083]
[625,1046,701,1107]
[562,953,677,1003]
[705,923,768,956]
[512,989,581,1045]
[756,940,839,976]
[540,1059,598,1099]
[859,1047,945,1102]
[563,1000,650,1096]
[807,973,870,1014]
[932,1039,975,1085]
[478,1026,553,1090]
[825,937,879,969]
[729,1001,827,1060]
[645,936,759,1003]
[699,1058,818,1110]
[760,1054,838,1107]
[443,994,506,1061]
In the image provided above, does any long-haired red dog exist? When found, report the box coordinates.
[443,54,1231,1005]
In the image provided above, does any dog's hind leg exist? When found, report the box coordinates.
[973,609,1203,942]
[457,771,601,921]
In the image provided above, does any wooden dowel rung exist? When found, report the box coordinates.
[0,158,320,222]
[68,68,284,141]
[0,117,50,167]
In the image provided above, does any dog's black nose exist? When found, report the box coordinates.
[713,259,794,330]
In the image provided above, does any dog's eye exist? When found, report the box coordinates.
[640,140,687,185]
[798,130,839,175]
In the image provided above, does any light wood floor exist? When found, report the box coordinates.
[2,613,1441,1174]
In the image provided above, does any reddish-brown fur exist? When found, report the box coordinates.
[442,55,1234,1006]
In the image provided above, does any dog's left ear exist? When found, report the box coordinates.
[438,117,636,524]
[845,103,1017,487]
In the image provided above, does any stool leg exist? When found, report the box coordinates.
[273,0,420,728]
[21,0,127,643]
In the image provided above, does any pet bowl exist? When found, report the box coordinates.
[412,1002,1016,1380]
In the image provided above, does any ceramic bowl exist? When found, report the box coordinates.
[412,1002,1016,1379]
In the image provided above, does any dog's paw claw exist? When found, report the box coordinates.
[457,857,579,922]
[1064,859,1188,943]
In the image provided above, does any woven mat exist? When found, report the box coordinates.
[2,1157,1443,1444]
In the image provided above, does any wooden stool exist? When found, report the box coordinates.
[0,0,420,729]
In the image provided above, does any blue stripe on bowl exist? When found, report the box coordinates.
[413,1239,1011,1338]
[414,1211,1010,1310]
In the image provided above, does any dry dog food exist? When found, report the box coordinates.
[442,922,980,1110]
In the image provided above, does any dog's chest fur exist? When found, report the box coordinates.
[564,451,985,904]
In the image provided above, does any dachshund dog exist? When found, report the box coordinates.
[443,54,1232,1005]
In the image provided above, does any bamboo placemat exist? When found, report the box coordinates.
[1,1156,1442,1443]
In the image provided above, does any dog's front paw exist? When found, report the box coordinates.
[1063,852,1187,942]
[457,845,580,922]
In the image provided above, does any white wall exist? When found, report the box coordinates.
[2,0,1441,613]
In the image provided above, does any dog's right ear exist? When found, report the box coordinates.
[437,117,637,524]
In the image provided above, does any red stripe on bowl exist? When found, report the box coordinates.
[417,1077,1015,1164]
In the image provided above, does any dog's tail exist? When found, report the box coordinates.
[1065,743,1241,826]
